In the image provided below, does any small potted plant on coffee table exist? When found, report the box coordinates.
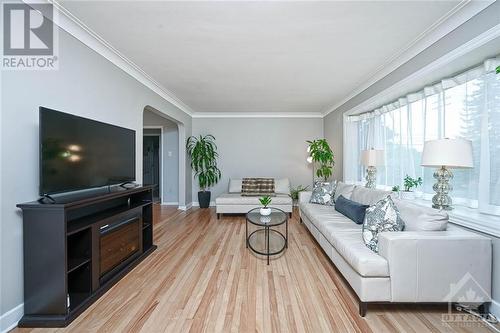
[401,175,423,200]
[259,196,272,216]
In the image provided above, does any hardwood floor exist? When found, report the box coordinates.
[14,205,496,333]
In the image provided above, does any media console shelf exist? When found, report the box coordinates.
[17,186,156,327]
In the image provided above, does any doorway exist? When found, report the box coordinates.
[143,131,161,201]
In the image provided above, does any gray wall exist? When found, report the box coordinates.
[191,117,323,202]
[324,1,500,315]
[0,25,192,318]
[143,110,180,204]
[324,110,344,180]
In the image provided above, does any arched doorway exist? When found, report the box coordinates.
[142,106,186,208]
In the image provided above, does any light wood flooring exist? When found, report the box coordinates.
[14,205,497,333]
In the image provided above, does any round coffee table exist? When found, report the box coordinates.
[246,207,288,265]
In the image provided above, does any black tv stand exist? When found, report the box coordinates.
[37,194,57,204]
[17,186,156,328]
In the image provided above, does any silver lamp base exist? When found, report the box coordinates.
[365,166,376,189]
[432,166,453,210]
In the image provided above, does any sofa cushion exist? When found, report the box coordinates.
[300,202,388,277]
[329,232,390,277]
[301,202,361,234]
[394,199,448,231]
[333,182,355,202]
[351,186,393,205]
[335,195,369,224]
[228,179,242,193]
[216,193,292,205]
[274,178,291,195]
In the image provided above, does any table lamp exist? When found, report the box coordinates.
[421,138,473,210]
[360,149,384,188]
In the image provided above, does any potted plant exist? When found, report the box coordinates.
[289,185,309,206]
[391,185,400,199]
[307,139,334,183]
[400,175,423,200]
[259,196,272,216]
[186,134,222,208]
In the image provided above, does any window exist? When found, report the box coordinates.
[344,58,500,215]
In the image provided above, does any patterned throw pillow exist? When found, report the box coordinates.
[309,182,337,206]
[362,196,405,253]
[241,178,275,196]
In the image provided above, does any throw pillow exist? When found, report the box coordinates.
[228,179,242,193]
[309,182,336,205]
[335,195,369,224]
[241,178,275,196]
[274,178,291,195]
[333,181,355,202]
[362,196,405,253]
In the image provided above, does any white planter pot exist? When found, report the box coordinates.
[400,191,415,200]
[260,208,271,216]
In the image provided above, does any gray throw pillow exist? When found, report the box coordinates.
[362,196,405,253]
[309,182,337,206]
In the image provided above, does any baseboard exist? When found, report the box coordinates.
[178,202,193,211]
[192,201,216,207]
[1,303,23,333]
[491,299,500,319]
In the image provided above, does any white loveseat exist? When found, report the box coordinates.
[216,178,293,219]
[299,183,492,316]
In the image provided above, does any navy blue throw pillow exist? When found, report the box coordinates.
[335,195,369,225]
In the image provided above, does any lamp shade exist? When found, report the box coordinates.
[360,149,384,166]
[421,138,473,168]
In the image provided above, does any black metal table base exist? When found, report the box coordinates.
[245,209,288,265]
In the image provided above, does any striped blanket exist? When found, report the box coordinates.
[241,178,275,197]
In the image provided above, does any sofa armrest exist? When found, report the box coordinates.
[299,191,312,204]
[378,231,492,303]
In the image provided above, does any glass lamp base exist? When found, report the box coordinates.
[365,166,376,189]
[432,166,453,210]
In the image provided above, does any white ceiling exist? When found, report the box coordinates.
[61,1,463,114]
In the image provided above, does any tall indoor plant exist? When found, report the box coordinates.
[307,139,335,182]
[186,134,222,208]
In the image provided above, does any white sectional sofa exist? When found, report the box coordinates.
[216,178,293,219]
[299,183,492,316]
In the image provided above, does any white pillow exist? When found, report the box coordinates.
[394,199,448,231]
[228,179,242,193]
[274,178,290,194]
[333,181,355,202]
[351,186,393,205]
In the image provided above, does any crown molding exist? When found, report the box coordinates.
[191,112,324,118]
[322,0,494,117]
[30,0,195,116]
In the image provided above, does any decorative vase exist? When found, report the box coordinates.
[198,191,211,208]
[400,191,415,200]
[260,207,271,216]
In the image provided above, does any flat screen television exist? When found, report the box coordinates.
[39,107,136,196]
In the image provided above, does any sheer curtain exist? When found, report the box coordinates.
[344,57,500,215]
